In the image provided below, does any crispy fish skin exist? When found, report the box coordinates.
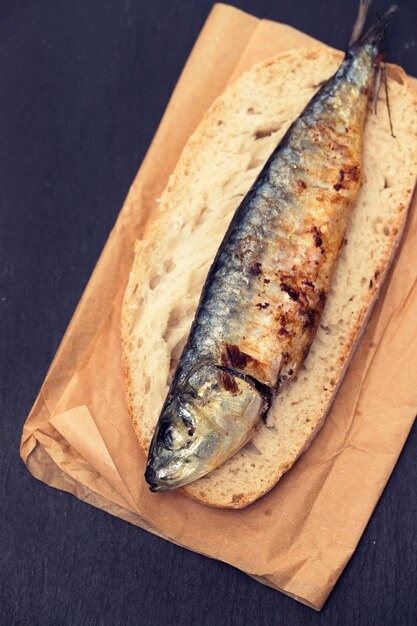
[184,50,370,390]
[145,16,391,492]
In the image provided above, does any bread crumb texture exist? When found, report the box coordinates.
[121,48,417,508]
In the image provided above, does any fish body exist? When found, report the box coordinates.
[145,8,394,491]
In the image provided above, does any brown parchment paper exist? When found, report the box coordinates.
[20,4,417,610]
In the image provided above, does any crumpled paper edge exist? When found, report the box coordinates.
[20,3,417,611]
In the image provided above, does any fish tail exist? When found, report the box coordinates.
[349,1,398,50]
[349,0,373,47]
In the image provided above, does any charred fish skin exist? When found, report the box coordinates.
[182,45,375,390]
[145,7,395,492]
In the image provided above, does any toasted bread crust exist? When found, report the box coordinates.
[121,48,417,508]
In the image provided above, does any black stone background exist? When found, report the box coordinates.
[1,1,417,624]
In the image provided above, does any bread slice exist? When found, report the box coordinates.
[121,47,417,509]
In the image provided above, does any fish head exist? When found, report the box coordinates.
[145,363,266,491]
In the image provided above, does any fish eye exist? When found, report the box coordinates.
[158,422,185,451]
[158,422,174,449]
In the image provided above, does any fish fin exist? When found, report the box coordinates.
[372,60,382,114]
[383,62,396,138]
[372,60,396,138]
[218,365,272,415]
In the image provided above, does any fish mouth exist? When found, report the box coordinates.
[144,458,192,492]
[144,464,165,492]
[145,465,172,492]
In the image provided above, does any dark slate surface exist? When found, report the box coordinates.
[1,1,417,624]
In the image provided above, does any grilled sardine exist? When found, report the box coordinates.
[145,3,397,491]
